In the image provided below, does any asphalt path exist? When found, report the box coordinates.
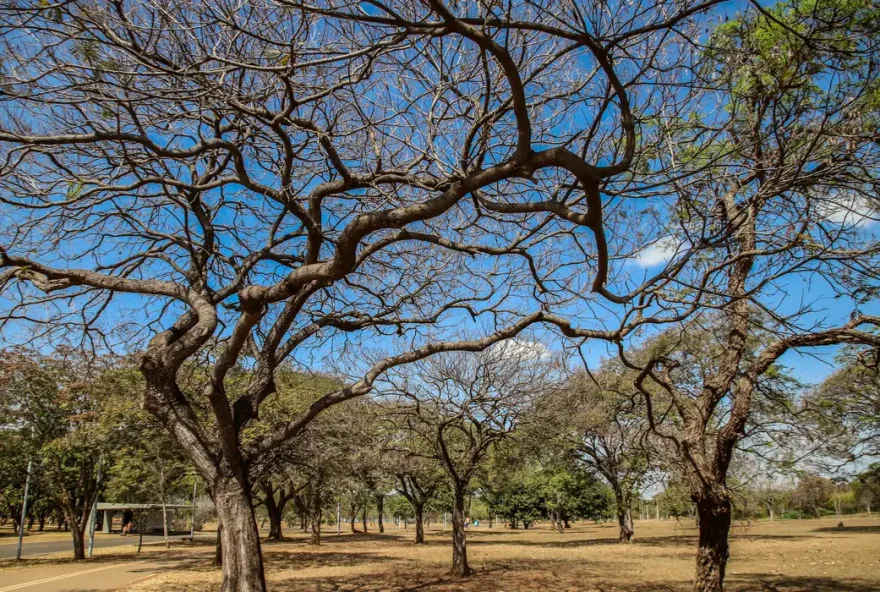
[0,560,171,592]
[0,534,210,560]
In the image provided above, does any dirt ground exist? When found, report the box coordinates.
[4,516,879,591]
[107,516,879,592]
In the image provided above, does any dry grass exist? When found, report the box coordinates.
[0,525,80,544]
[114,516,880,592]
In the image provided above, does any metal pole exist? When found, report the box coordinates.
[15,459,34,561]
[87,463,103,558]
[190,478,198,541]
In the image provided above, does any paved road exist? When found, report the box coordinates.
[0,560,175,592]
[0,534,208,560]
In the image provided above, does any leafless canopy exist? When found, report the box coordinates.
[0,0,719,483]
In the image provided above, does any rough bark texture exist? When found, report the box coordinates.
[451,487,470,576]
[69,524,85,560]
[693,497,731,592]
[214,479,267,592]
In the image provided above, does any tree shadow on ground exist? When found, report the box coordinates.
[727,573,878,592]
[464,532,808,550]
[811,525,880,534]
[269,566,879,592]
[284,532,412,546]
[269,564,529,592]
[269,561,690,592]
[262,550,397,571]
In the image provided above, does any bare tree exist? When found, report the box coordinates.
[384,423,446,544]
[610,0,880,589]
[563,369,653,542]
[254,479,294,542]
[385,342,553,575]
[0,0,732,589]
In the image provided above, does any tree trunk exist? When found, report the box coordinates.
[693,496,731,592]
[159,466,170,549]
[265,494,284,542]
[309,495,322,546]
[69,524,86,560]
[834,497,844,528]
[38,515,46,531]
[213,478,267,592]
[451,486,470,576]
[767,503,774,522]
[617,501,634,543]
[362,507,368,533]
[214,524,222,565]
[414,503,425,544]
[376,495,384,533]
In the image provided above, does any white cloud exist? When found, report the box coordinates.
[491,339,550,361]
[816,194,877,227]
[633,236,680,267]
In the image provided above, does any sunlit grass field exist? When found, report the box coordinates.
[103,516,880,592]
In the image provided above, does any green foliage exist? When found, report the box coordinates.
[793,473,835,517]
[655,478,694,519]
[804,346,880,462]
[385,494,415,520]
[853,464,880,508]
[481,462,613,527]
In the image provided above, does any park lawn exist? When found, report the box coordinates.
[114,516,880,592]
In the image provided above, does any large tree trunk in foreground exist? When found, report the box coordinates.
[414,503,426,544]
[451,486,470,576]
[70,523,86,560]
[214,478,267,592]
[693,496,731,592]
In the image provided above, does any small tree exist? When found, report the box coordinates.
[550,368,653,542]
[793,474,834,519]
[384,342,553,575]
[853,465,880,516]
